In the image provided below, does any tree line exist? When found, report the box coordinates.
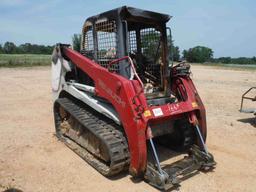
[1,39,255,65]
[0,42,54,54]
[182,46,256,64]
[210,56,256,64]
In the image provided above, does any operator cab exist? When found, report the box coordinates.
[81,6,172,101]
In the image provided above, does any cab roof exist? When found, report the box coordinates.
[85,6,171,24]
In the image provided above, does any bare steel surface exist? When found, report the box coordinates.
[0,66,256,192]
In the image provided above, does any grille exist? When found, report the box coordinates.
[81,23,94,60]
[95,20,118,71]
[128,27,162,83]
[140,28,161,58]
[140,28,161,79]
[128,30,137,53]
[140,28,161,78]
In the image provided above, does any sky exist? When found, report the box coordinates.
[0,0,255,57]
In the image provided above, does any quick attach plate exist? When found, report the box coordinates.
[144,145,216,191]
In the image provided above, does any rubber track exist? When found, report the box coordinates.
[55,98,130,176]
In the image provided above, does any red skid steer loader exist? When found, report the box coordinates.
[52,6,216,190]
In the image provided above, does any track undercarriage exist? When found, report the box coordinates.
[54,98,130,176]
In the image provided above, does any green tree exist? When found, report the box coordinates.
[3,42,17,54]
[173,46,180,61]
[19,43,32,54]
[167,34,180,62]
[218,57,231,64]
[211,56,256,65]
[183,46,213,63]
[0,44,3,54]
[72,34,81,52]
[17,43,53,54]
[182,50,188,60]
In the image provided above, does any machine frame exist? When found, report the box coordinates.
[52,6,215,190]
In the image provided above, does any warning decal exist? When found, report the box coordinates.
[152,108,163,117]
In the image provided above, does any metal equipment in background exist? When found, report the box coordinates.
[51,6,216,190]
[240,87,256,116]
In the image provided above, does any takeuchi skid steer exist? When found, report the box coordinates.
[52,6,215,190]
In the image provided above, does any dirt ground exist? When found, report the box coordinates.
[0,65,255,192]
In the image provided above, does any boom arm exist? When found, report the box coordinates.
[62,45,149,175]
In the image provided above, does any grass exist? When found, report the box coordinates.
[0,54,51,67]
[0,54,255,71]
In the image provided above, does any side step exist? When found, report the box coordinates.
[144,145,216,190]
